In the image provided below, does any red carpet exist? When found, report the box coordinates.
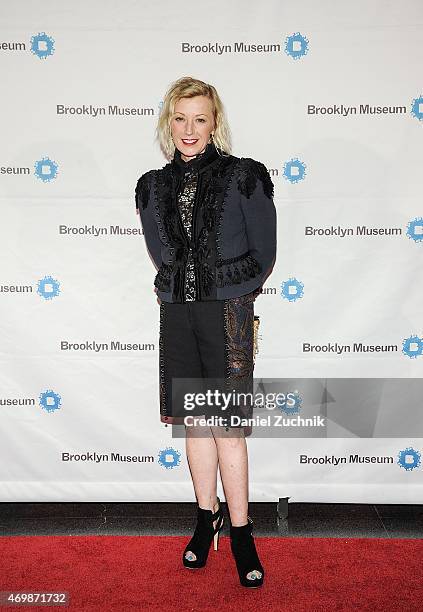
[1,535,422,611]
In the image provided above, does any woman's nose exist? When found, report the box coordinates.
[185,121,194,135]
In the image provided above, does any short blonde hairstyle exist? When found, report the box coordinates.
[156,76,232,160]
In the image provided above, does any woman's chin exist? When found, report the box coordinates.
[178,143,205,158]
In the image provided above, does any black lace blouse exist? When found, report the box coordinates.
[176,167,197,301]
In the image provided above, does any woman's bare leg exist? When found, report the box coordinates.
[184,423,220,562]
[211,427,248,526]
[212,427,262,580]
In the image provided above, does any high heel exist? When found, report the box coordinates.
[183,497,224,569]
[230,516,264,588]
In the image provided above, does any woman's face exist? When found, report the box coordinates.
[170,95,215,161]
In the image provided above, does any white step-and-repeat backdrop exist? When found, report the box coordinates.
[1,0,422,502]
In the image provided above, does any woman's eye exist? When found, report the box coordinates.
[197,118,206,123]
[174,116,183,121]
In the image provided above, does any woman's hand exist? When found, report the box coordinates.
[154,287,162,305]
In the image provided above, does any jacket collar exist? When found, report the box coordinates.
[172,141,221,176]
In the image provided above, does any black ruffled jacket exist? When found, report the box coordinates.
[135,142,277,303]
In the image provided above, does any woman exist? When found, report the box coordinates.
[135,76,276,588]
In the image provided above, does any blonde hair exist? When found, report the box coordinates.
[156,76,232,160]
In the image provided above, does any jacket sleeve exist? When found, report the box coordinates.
[135,170,163,271]
[237,158,277,286]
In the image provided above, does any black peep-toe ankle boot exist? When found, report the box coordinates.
[230,516,264,588]
[183,497,224,569]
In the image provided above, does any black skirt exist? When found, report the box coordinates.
[158,290,259,436]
